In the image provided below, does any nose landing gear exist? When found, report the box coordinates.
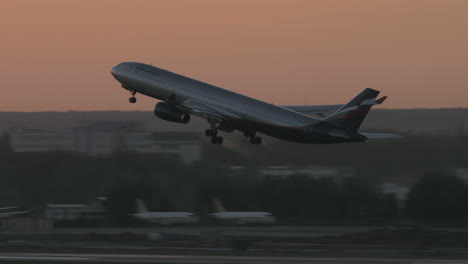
[129,91,137,103]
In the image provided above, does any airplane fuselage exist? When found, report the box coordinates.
[132,212,199,225]
[210,212,276,225]
[111,62,367,143]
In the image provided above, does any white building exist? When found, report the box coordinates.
[45,197,108,221]
[257,166,354,181]
[9,122,202,164]
[380,183,410,203]
[124,132,202,164]
[9,128,76,153]
[225,165,354,183]
[45,204,86,220]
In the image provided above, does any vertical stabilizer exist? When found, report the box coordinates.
[325,88,380,132]
[135,199,149,214]
[212,197,227,213]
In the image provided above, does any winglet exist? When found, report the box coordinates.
[374,96,387,105]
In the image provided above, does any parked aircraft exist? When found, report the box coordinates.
[209,198,275,225]
[111,62,399,144]
[131,199,199,225]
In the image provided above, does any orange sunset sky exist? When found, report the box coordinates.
[1,0,467,111]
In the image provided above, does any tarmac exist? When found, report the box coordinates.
[0,225,372,237]
[0,253,467,264]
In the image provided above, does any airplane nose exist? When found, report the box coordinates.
[111,65,119,77]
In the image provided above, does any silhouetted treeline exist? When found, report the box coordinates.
[406,173,468,220]
[195,175,399,223]
[1,109,468,135]
[2,132,468,224]
[106,172,468,224]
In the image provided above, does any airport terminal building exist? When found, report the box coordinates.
[9,122,202,164]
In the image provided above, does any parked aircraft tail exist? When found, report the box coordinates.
[325,88,382,132]
[135,199,149,214]
[212,197,226,213]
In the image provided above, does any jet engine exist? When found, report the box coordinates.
[154,102,190,124]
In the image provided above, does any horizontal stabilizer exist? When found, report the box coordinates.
[360,133,401,139]
[374,96,387,105]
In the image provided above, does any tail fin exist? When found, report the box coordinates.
[212,197,226,213]
[135,199,149,213]
[325,88,380,132]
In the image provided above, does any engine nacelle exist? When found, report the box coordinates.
[154,102,190,124]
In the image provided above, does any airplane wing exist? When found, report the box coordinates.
[0,211,29,218]
[0,206,18,211]
[281,105,343,116]
[180,99,240,122]
[360,133,401,139]
[283,96,387,117]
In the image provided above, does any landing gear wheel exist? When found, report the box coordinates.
[255,137,262,144]
[250,136,262,144]
[129,91,137,103]
[211,136,223,144]
[244,131,255,138]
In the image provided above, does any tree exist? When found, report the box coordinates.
[376,193,399,220]
[338,178,379,220]
[405,173,467,220]
[0,134,11,154]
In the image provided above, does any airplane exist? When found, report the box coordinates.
[111,62,400,145]
[209,197,276,225]
[0,206,29,218]
[130,199,199,225]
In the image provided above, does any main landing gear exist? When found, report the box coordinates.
[129,91,137,103]
[205,121,223,144]
[244,131,262,144]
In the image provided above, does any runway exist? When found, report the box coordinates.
[0,225,371,238]
[0,253,466,264]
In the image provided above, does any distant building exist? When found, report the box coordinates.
[1,217,52,230]
[124,132,202,164]
[45,204,86,220]
[81,197,108,220]
[454,168,468,183]
[9,122,202,164]
[380,183,410,203]
[226,165,354,183]
[45,197,107,221]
